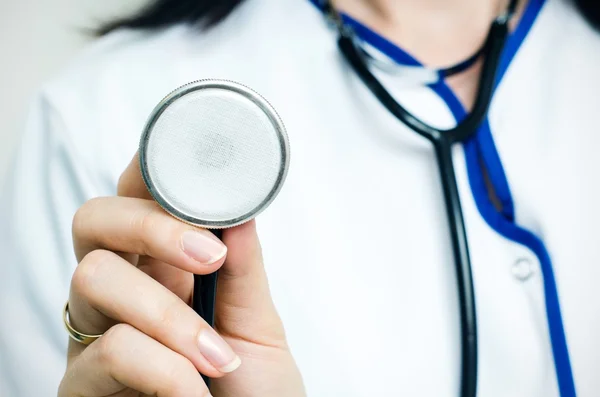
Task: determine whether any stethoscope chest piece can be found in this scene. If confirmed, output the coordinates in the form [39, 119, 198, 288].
[139, 79, 290, 228]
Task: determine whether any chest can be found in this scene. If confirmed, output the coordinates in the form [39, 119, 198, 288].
[243, 64, 570, 395]
[96, 3, 599, 393]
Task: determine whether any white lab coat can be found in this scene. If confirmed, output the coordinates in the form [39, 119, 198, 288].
[1, 0, 599, 395]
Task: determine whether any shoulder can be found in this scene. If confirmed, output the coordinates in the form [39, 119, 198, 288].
[36, 26, 196, 179]
[541, 0, 600, 73]
[41, 0, 322, 110]
[36, 0, 323, 179]
[38, 0, 324, 123]
[543, 0, 600, 123]
[517, 0, 600, 119]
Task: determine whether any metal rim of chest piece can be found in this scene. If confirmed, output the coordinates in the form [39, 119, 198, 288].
[139, 79, 290, 229]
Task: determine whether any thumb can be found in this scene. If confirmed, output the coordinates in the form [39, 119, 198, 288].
[216, 220, 287, 348]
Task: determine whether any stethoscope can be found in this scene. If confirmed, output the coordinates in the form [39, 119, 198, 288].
[139, 0, 524, 393]
[319, 1, 518, 396]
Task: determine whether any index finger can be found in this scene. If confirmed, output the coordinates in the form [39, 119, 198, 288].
[118, 152, 152, 199]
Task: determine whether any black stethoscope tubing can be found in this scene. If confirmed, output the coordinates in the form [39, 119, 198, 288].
[195, 1, 517, 393]
[322, 1, 517, 396]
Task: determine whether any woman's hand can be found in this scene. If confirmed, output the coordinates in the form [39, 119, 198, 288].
[58, 154, 306, 397]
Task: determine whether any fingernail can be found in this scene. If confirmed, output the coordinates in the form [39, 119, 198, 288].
[197, 329, 242, 373]
[181, 231, 226, 264]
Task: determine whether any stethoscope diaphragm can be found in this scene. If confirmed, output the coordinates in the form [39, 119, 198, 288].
[139, 79, 289, 228]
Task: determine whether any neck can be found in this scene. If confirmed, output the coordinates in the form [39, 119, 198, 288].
[331, 0, 526, 109]
[336, 0, 507, 22]
[332, 0, 516, 66]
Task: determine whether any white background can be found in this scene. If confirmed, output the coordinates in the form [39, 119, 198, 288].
[0, 0, 146, 187]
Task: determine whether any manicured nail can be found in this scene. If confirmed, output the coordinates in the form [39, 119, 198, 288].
[197, 329, 242, 373]
[181, 231, 226, 264]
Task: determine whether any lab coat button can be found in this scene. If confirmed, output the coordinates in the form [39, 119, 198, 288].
[511, 257, 534, 281]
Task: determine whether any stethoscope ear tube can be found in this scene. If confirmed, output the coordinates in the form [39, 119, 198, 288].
[453, 21, 509, 142]
[335, 9, 512, 397]
[337, 21, 509, 144]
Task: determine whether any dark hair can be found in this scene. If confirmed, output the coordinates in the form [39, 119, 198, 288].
[574, 0, 600, 31]
[97, 0, 246, 35]
[98, 0, 599, 35]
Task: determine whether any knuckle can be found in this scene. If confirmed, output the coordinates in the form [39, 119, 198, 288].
[163, 357, 206, 396]
[130, 204, 163, 255]
[170, 356, 197, 381]
[71, 249, 116, 296]
[57, 380, 67, 397]
[96, 323, 134, 367]
[72, 197, 105, 237]
[57, 376, 74, 397]
[134, 204, 159, 233]
[154, 297, 187, 339]
[57, 370, 73, 397]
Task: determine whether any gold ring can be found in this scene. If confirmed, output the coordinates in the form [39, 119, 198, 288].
[62, 301, 103, 345]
